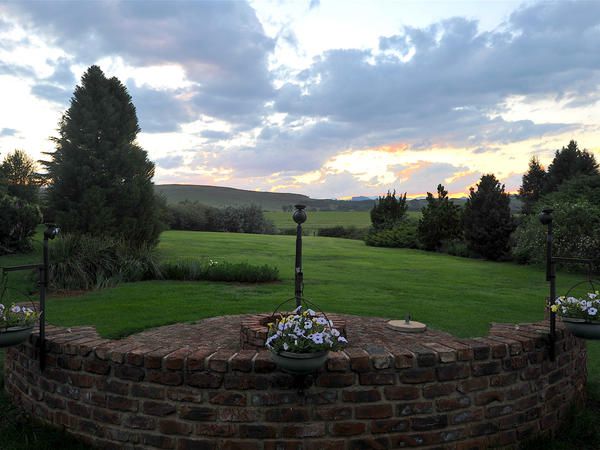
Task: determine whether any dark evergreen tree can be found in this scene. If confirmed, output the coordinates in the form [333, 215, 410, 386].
[417, 184, 462, 250]
[463, 174, 515, 260]
[1, 149, 41, 203]
[370, 190, 407, 230]
[518, 157, 546, 215]
[44, 65, 164, 246]
[545, 140, 598, 193]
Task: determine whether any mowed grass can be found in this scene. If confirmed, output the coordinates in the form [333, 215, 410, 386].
[265, 210, 420, 232]
[37, 231, 599, 382]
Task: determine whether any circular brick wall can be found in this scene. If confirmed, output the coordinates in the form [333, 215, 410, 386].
[3, 314, 586, 450]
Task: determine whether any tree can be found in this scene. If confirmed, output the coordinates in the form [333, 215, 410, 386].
[518, 157, 546, 215]
[43, 65, 164, 246]
[545, 140, 598, 193]
[0, 149, 41, 203]
[463, 174, 515, 260]
[0, 194, 42, 255]
[370, 190, 407, 230]
[417, 184, 462, 250]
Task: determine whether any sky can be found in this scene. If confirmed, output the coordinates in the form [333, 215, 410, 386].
[0, 0, 599, 199]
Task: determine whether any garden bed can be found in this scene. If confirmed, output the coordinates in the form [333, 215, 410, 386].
[3, 315, 586, 449]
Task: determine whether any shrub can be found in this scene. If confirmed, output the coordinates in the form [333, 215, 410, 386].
[160, 259, 279, 283]
[440, 239, 471, 258]
[417, 184, 462, 250]
[513, 200, 600, 272]
[167, 201, 215, 231]
[365, 220, 419, 248]
[463, 174, 515, 260]
[279, 227, 313, 236]
[168, 203, 275, 234]
[370, 190, 408, 231]
[48, 234, 161, 291]
[317, 226, 368, 240]
[0, 194, 42, 255]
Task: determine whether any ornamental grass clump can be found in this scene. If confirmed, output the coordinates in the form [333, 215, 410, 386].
[266, 306, 348, 353]
[0, 304, 39, 330]
[553, 292, 600, 321]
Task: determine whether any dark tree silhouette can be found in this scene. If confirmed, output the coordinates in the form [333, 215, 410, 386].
[463, 174, 515, 260]
[44, 65, 164, 246]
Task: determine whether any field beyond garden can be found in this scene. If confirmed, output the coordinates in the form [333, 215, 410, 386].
[2, 230, 600, 449]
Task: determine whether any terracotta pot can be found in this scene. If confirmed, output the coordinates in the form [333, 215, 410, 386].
[0, 326, 34, 348]
[270, 350, 329, 375]
[562, 317, 600, 340]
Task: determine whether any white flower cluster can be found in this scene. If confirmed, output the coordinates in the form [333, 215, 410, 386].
[0, 303, 38, 330]
[266, 306, 348, 353]
[553, 292, 600, 321]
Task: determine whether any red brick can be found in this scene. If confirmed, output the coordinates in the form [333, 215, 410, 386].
[331, 422, 366, 436]
[355, 404, 393, 419]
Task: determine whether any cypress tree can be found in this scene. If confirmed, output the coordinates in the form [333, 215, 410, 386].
[545, 140, 598, 193]
[518, 157, 546, 215]
[417, 184, 462, 250]
[463, 174, 515, 260]
[370, 190, 407, 230]
[44, 65, 164, 246]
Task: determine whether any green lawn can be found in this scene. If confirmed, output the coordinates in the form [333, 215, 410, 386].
[1, 230, 600, 448]
[265, 210, 421, 232]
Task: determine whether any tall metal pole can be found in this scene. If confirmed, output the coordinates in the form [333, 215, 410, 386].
[40, 233, 48, 371]
[293, 205, 307, 309]
[540, 209, 556, 361]
[40, 224, 59, 371]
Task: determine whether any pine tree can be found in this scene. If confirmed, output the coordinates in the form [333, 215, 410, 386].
[370, 190, 407, 230]
[545, 140, 599, 193]
[518, 157, 546, 215]
[463, 174, 515, 260]
[1, 149, 41, 203]
[417, 184, 462, 250]
[44, 65, 164, 246]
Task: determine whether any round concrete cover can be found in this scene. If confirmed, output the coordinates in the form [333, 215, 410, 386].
[387, 320, 427, 333]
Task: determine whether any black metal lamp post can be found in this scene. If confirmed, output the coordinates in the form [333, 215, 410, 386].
[293, 205, 307, 309]
[539, 209, 556, 360]
[40, 224, 59, 370]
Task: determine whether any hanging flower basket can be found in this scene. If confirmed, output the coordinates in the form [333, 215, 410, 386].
[266, 305, 347, 375]
[0, 325, 34, 348]
[553, 291, 600, 340]
[270, 350, 329, 375]
[561, 317, 600, 340]
[0, 303, 39, 348]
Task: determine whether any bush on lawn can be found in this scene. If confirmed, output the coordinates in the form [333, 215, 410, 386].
[365, 219, 419, 248]
[160, 259, 279, 283]
[0, 194, 42, 255]
[48, 234, 161, 290]
[317, 226, 368, 240]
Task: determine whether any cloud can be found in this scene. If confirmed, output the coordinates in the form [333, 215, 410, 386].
[30, 83, 70, 104]
[200, 130, 233, 141]
[261, 1, 599, 173]
[4, 0, 275, 125]
[309, 0, 320, 10]
[127, 84, 196, 133]
[155, 154, 184, 170]
[0, 128, 17, 137]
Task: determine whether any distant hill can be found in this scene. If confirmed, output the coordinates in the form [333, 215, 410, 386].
[155, 184, 522, 213]
[155, 184, 376, 211]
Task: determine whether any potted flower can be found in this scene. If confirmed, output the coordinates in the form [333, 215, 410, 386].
[0, 303, 39, 348]
[266, 306, 348, 375]
[553, 291, 600, 339]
